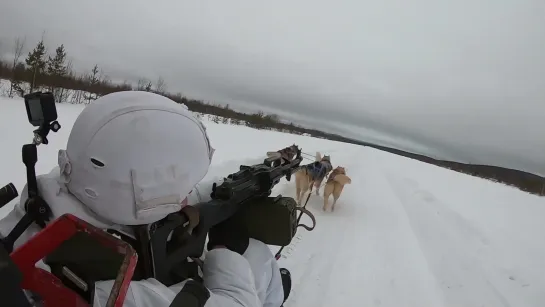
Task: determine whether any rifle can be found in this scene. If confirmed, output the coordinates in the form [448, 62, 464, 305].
[137, 148, 316, 286]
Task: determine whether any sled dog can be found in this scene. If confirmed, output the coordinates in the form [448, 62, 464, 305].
[323, 166, 351, 212]
[294, 152, 332, 205]
[266, 144, 299, 164]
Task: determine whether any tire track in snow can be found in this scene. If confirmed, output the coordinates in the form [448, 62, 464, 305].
[274, 149, 446, 307]
[381, 171, 519, 307]
[243, 149, 541, 306]
[269, 150, 369, 307]
[354, 158, 446, 307]
[273, 181, 348, 307]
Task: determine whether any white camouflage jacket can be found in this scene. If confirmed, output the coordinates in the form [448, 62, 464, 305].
[0, 167, 284, 307]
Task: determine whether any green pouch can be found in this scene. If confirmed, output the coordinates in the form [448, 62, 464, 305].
[240, 196, 316, 246]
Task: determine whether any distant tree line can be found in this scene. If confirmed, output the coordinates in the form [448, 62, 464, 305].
[0, 37, 543, 196]
[0, 37, 356, 140]
[351, 139, 545, 197]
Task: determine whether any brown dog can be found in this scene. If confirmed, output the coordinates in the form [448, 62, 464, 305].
[294, 152, 332, 205]
[323, 166, 351, 212]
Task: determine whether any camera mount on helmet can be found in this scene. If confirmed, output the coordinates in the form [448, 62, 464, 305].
[24, 91, 61, 145]
[0, 92, 60, 253]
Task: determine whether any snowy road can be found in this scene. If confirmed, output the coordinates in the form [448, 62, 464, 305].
[275, 147, 544, 307]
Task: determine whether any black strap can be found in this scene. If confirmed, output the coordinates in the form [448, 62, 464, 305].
[0, 244, 32, 307]
[280, 268, 291, 303]
[169, 280, 210, 307]
[295, 207, 316, 231]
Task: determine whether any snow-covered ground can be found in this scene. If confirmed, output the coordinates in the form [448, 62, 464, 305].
[0, 96, 544, 307]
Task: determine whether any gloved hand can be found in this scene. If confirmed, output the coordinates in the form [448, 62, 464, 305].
[207, 215, 249, 255]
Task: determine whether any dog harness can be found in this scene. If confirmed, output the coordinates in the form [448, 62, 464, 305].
[306, 161, 332, 181]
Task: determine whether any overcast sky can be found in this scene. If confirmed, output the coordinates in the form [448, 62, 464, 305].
[1, 0, 544, 175]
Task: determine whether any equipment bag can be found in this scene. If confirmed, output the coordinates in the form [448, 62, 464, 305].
[240, 196, 316, 247]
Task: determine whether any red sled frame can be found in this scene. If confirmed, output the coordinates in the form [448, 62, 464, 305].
[10, 214, 138, 307]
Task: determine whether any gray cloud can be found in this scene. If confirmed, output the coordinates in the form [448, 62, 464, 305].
[1, 0, 544, 175]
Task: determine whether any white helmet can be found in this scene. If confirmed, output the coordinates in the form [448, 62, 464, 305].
[57, 91, 214, 225]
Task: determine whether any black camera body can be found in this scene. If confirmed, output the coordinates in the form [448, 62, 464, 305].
[23, 92, 61, 145]
[24, 92, 58, 127]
